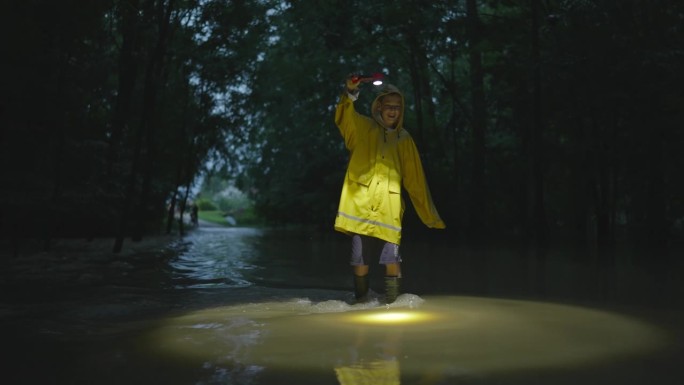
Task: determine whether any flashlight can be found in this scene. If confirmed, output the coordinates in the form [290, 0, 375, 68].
[350, 72, 384, 86]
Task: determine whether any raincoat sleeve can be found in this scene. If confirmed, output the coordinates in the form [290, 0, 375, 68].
[334, 92, 366, 150]
[400, 138, 446, 229]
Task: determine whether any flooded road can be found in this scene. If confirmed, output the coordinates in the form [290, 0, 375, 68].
[1, 226, 683, 384]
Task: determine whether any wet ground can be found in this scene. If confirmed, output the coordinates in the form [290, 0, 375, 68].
[1, 226, 683, 384]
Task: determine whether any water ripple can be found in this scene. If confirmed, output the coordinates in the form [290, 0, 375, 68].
[169, 227, 265, 289]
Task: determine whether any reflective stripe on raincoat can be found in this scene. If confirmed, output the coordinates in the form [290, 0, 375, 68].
[333, 85, 445, 245]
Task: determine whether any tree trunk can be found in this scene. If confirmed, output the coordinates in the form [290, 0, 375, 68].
[641, 117, 668, 301]
[430, 52, 467, 225]
[406, 38, 425, 149]
[113, 0, 168, 252]
[466, 0, 487, 242]
[107, 0, 142, 177]
[166, 187, 179, 235]
[525, 0, 547, 295]
[178, 180, 192, 236]
[132, 0, 175, 241]
[591, 114, 616, 300]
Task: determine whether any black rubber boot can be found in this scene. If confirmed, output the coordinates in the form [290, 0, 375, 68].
[354, 274, 369, 302]
[384, 276, 401, 304]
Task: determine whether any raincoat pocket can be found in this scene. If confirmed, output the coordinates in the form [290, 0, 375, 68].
[348, 167, 373, 187]
[388, 170, 401, 193]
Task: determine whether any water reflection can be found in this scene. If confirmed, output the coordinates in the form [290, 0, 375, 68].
[92, 226, 684, 384]
[3, 226, 680, 385]
[169, 227, 264, 289]
[334, 326, 402, 385]
[144, 294, 667, 384]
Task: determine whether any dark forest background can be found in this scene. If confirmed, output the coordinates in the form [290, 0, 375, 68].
[1, 0, 683, 280]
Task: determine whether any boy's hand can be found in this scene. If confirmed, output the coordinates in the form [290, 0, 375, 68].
[346, 75, 360, 91]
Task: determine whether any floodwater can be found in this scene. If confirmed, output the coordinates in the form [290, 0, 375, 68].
[1, 226, 683, 384]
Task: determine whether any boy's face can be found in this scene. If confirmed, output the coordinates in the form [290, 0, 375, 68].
[380, 94, 402, 128]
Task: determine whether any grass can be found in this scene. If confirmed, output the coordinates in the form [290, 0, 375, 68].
[197, 210, 230, 226]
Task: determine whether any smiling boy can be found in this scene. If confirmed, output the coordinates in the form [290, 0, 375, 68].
[333, 77, 445, 304]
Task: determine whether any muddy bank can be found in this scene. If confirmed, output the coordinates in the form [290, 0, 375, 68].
[0, 234, 193, 338]
[0, 235, 187, 290]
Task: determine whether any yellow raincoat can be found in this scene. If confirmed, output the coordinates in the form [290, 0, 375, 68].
[334, 85, 445, 245]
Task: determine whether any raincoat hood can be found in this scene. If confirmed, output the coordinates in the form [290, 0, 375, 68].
[371, 84, 405, 130]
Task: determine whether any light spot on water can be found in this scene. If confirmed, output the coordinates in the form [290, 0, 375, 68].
[143, 295, 668, 380]
[348, 311, 435, 324]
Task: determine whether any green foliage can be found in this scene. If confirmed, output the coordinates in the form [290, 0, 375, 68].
[2, 0, 272, 241]
[196, 199, 217, 211]
[195, 173, 260, 225]
[232, 206, 262, 227]
[214, 195, 247, 213]
[2, 0, 683, 249]
[236, 0, 684, 245]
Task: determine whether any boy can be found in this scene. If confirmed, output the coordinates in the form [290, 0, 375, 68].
[334, 76, 445, 304]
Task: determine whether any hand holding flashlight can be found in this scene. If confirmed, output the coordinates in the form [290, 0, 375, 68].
[349, 72, 384, 86]
[346, 72, 384, 92]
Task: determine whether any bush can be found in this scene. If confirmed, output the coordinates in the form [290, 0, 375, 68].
[236, 206, 262, 226]
[196, 198, 217, 211]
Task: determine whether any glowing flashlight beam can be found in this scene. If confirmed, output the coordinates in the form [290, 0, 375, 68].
[347, 311, 436, 325]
